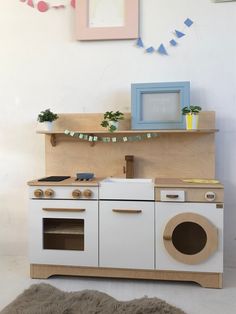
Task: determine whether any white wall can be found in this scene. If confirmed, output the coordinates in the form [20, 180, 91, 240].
[0, 0, 235, 267]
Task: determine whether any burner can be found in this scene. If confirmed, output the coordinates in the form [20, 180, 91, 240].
[38, 176, 71, 182]
[75, 178, 92, 182]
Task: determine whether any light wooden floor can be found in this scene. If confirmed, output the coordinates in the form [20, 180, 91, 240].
[0, 256, 236, 314]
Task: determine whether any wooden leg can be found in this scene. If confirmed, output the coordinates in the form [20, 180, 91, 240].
[30, 264, 54, 279]
[195, 273, 222, 289]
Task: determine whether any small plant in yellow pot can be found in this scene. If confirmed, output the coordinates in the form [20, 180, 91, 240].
[182, 105, 202, 130]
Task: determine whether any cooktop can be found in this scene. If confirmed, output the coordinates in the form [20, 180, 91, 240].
[38, 176, 71, 182]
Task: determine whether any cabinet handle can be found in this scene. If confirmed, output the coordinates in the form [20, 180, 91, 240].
[112, 209, 142, 214]
[166, 194, 179, 199]
[43, 208, 86, 212]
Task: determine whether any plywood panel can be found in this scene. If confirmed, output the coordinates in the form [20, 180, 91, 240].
[44, 112, 216, 179]
[53, 113, 131, 131]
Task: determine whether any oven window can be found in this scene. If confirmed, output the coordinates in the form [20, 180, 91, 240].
[43, 218, 84, 251]
[172, 222, 207, 255]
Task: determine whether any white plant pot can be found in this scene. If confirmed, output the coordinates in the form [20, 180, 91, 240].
[38, 121, 53, 132]
[191, 114, 199, 130]
[108, 121, 119, 131]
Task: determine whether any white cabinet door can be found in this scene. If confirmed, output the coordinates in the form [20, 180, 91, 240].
[99, 201, 154, 269]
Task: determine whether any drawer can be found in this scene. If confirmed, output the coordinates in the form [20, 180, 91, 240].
[156, 188, 224, 203]
[160, 190, 185, 202]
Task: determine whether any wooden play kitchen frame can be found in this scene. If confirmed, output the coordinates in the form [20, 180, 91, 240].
[30, 111, 224, 288]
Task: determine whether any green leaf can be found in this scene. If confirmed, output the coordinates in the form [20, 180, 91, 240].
[101, 121, 109, 127]
[109, 125, 117, 132]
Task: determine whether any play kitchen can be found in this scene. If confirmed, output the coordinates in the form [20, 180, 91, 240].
[28, 111, 224, 288]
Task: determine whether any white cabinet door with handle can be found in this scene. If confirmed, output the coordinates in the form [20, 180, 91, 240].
[99, 201, 154, 269]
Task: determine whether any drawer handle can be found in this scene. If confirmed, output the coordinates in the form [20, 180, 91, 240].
[43, 208, 86, 212]
[112, 209, 142, 214]
[163, 235, 172, 241]
[166, 194, 179, 199]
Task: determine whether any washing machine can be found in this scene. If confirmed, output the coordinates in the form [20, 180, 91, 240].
[155, 200, 223, 273]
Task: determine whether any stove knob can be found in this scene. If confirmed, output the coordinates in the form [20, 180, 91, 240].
[34, 189, 43, 198]
[45, 189, 54, 198]
[72, 189, 81, 198]
[205, 191, 216, 202]
[83, 189, 93, 198]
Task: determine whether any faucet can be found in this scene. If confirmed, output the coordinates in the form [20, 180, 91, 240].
[124, 155, 134, 178]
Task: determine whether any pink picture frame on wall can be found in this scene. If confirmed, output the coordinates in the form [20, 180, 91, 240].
[76, 0, 139, 40]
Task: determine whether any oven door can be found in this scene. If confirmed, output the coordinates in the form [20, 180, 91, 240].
[29, 200, 98, 267]
[163, 212, 218, 265]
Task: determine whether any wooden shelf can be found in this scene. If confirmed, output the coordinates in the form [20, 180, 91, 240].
[37, 129, 219, 147]
[44, 223, 84, 235]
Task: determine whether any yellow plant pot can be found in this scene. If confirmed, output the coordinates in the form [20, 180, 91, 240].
[185, 114, 199, 130]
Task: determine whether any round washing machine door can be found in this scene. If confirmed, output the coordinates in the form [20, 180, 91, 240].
[163, 212, 218, 265]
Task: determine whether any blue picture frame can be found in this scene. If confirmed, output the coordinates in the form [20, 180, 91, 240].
[131, 81, 190, 130]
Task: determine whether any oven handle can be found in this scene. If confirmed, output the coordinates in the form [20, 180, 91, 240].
[42, 208, 86, 212]
[112, 209, 142, 214]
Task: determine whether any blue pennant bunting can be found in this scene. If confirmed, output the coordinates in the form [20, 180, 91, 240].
[146, 46, 154, 53]
[184, 18, 193, 27]
[157, 44, 168, 55]
[170, 39, 178, 46]
[175, 30, 185, 38]
[137, 38, 144, 48]
[135, 17, 194, 57]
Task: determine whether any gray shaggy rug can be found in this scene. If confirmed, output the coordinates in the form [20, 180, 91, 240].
[0, 283, 186, 314]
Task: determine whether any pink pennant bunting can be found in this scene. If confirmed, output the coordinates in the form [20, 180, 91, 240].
[71, 0, 76, 8]
[37, 1, 49, 12]
[27, 0, 34, 7]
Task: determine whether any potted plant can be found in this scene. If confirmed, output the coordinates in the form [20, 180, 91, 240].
[37, 109, 58, 132]
[182, 105, 202, 130]
[100, 111, 124, 132]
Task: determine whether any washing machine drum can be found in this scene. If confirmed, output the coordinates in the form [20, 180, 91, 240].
[163, 212, 218, 265]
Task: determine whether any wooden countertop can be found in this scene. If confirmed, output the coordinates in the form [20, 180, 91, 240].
[27, 177, 100, 187]
[28, 177, 223, 189]
[154, 178, 224, 189]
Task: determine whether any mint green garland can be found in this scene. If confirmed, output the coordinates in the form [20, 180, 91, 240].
[64, 130, 159, 143]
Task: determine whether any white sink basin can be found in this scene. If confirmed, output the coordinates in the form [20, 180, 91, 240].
[101, 178, 153, 184]
[99, 177, 154, 200]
